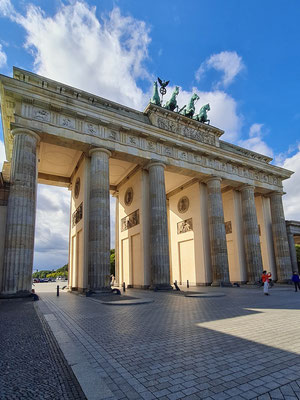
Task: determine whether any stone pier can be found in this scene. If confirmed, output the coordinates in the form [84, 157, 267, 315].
[206, 177, 230, 285]
[1, 129, 39, 297]
[88, 148, 111, 291]
[148, 161, 172, 289]
[240, 185, 263, 283]
[270, 192, 292, 282]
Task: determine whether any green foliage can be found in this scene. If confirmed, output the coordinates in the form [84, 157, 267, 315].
[110, 249, 115, 275]
[33, 264, 68, 279]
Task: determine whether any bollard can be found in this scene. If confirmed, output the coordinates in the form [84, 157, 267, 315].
[122, 282, 126, 292]
[57, 285, 59, 296]
[187, 280, 189, 288]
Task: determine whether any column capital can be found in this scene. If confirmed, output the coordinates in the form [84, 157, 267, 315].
[205, 175, 222, 185]
[11, 128, 40, 143]
[147, 160, 166, 170]
[239, 184, 255, 193]
[89, 148, 111, 158]
[269, 190, 285, 198]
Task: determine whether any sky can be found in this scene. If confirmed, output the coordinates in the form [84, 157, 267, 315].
[0, 0, 299, 269]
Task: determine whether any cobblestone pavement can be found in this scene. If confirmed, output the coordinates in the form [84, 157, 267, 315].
[37, 286, 300, 399]
[0, 298, 86, 400]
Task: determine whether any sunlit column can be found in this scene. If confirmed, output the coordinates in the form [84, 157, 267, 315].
[88, 148, 111, 291]
[1, 128, 40, 297]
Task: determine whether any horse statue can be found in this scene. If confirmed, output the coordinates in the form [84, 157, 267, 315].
[163, 86, 179, 112]
[193, 103, 210, 124]
[179, 93, 199, 118]
[150, 81, 161, 106]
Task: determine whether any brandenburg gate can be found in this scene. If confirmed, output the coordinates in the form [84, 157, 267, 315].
[0, 68, 294, 297]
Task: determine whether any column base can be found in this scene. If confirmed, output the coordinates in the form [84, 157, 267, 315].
[276, 279, 289, 284]
[211, 281, 232, 287]
[0, 290, 32, 299]
[150, 284, 173, 291]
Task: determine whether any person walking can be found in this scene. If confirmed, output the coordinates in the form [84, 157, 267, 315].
[262, 270, 272, 296]
[291, 271, 300, 292]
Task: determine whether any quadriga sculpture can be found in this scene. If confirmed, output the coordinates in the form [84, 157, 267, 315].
[163, 86, 179, 112]
[193, 103, 210, 124]
[150, 81, 161, 106]
[179, 93, 199, 118]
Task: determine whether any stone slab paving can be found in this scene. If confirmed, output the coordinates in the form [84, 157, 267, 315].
[0, 298, 86, 400]
[34, 285, 300, 400]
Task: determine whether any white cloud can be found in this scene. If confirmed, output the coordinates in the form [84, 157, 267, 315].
[280, 145, 300, 220]
[0, 43, 7, 68]
[238, 123, 274, 158]
[0, 140, 5, 171]
[7, 2, 151, 110]
[196, 51, 245, 88]
[170, 87, 242, 141]
[0, 0, 14, 17]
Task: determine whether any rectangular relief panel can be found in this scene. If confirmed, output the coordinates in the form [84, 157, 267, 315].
[131, 233, 141, 287]
[121, 238, 130, 286]
[179, 239, 196, 286]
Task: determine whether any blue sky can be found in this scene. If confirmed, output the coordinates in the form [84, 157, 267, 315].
[0, 0, 300, 268]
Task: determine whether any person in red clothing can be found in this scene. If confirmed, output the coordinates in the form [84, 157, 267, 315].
[261, 270, 272, 295]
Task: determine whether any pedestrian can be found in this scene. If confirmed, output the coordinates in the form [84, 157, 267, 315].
[262, 270, 272, 295]
[110, 274, 115, 286]
[291, 271, 300, 292]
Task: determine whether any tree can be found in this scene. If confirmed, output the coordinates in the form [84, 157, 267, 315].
[110, 249, 115, 275]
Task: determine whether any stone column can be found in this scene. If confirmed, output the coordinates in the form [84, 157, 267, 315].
[287, 232, 298, 272]
[1, 128, 40, 297]
[88, 148, 111, 291]
[206, 177, 230, 285]
[240, 185, 263, 283]
[113, 191, 120, 286]
[270, 192, 292, 282]
[148, 161, 172, 289]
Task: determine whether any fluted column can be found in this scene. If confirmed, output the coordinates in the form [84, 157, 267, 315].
[114, 191, 120, 286]
[206, 177, 230, 285]
[1, 128, 40, 297]
[88, 148, 111, 291]
[240, 185, 263, 283]
[287, 232, 298, 272]
[270, 192, 292, 282]
[148, 161, 171, 289]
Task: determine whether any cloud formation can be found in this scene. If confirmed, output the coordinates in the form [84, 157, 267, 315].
[238, 123, 274, 158]
[0, 44, 7, 68]
[196, 51, 245, 88]
[2, 1, 151, 109]
[281, 146, 300, 220]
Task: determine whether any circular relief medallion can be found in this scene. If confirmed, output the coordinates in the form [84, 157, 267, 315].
[124, 187, 133, 206]
[74, 177, 80, 199]
[178, 196, 189, 213]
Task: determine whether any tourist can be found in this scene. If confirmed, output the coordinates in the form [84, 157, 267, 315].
[291, 271, 300, 292]
[261, 270, 272, 295]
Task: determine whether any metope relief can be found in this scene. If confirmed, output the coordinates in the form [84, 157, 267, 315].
[85, 122, 98, 135]
[121, 209, 139, 232]
[72, 203, 83, 227]
[177, 218, 193, 234]
[60, 115, 75, 129]
[33, 108, 50, 122]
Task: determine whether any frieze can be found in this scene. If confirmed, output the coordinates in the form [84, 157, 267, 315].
[156, 115, 216, 147]
[21, 103, 283, 189]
